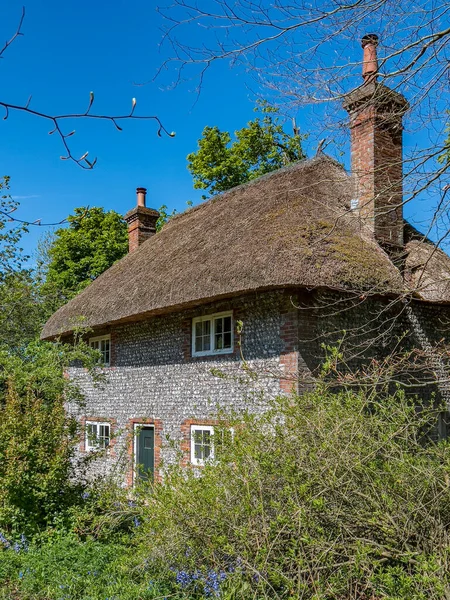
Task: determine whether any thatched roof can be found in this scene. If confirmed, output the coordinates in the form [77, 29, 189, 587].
[41, 156, 448, 340]
[404, 224, 450, 303]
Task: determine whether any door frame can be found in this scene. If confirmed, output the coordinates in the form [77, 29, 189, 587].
[133, 423, 155, 485]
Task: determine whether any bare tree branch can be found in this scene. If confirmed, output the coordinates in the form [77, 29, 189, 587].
[1, 8, 175, 169]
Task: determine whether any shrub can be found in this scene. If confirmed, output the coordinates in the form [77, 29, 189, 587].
[135, 389, 450, 599]
[0, 339, 100, 535]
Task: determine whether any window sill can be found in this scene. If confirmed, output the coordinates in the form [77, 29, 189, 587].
[192, 348, 234, 358]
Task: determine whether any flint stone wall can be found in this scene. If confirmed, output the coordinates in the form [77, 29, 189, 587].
[69, 288, 450, 484]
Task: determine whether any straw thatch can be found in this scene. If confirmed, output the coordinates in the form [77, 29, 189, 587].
[404, 224, 450, 303]
[41, 156, 448, 340]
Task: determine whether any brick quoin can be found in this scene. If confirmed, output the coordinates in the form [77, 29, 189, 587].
[280, 302, 299, 394]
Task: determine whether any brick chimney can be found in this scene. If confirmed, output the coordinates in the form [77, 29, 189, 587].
[124, 187, 159, 252]
[343, 34, 409, 250]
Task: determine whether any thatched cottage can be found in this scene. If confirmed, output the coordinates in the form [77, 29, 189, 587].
[42, 35, 450, 484]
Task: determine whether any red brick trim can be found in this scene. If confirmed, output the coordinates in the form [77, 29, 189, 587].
[126, 417, 163, 486]
[180, 418, 219, 467]
[280, 307, 299, 394]
[79, 416, 118, 456]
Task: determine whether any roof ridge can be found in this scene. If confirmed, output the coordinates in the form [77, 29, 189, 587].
[167, 154, 345, 226]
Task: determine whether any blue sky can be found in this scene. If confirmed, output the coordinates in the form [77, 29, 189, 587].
[0, 0, 441, 259]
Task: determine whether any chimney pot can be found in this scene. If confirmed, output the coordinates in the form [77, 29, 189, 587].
[361, 33, 379, 83]
[136, 187, 147, 207]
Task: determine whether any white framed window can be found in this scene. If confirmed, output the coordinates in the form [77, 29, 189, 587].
[89, 335, 111, 366]
[190, 425, 214, 466]
[85, 421, 111, 451]
[192, 312, 233, 357]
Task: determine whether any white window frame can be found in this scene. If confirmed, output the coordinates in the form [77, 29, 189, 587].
[89, 334, 111, 366]
[190, 425, 215, 466]
[85, 421, 111, 452]
[191, 311, 233, 357]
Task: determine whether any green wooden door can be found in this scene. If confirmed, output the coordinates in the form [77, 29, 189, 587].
[136, 426, 155, 482]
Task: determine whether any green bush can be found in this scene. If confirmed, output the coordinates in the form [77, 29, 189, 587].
[0, 339, 101, 535]
[134, 389, 450, 599]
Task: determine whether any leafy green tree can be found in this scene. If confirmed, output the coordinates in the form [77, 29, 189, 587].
[0, 338, 100, 535]
[0, 271, 45, 350]
[187, 103, 306, 196]
[42, 207, 128, 305]
[0, 176, 28, 276]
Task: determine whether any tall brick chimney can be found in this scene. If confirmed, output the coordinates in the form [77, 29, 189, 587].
[124, 187, 159, 252]
[343, 34, 409, 250]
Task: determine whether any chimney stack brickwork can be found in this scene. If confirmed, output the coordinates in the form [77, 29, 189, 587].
[124, 188, 160, 252]
[344, 35, 408, 250]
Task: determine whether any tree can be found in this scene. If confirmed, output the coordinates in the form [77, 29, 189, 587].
[42, 207, 128, 306]
[0, 271, 45, 350]
[158, 0, 449, 240]
[187, 103, 306, 196]
[0, 338, 101, 534]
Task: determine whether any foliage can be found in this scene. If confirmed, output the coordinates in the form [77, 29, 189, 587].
[41, 207, 128, 305]
[156, 201, 193, 232]
[438, 112, 450, 166]
[187, 103, 306, 196]
[131, 388, 450, 599]
[0, 176, 28, 276]
[0, 271, 46, 350]
[0, 534, 173, 600]
[0, 339, 100, 535]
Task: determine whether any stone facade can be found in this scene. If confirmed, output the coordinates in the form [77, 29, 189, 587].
[71, 291, 290, 484]
[70, 287, 450, 485]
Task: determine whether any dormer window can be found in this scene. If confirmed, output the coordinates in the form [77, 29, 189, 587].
[192, 312, 233, 357]
[89, 335, 111, 366]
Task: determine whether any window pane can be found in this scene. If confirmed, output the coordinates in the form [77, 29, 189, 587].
[195, 337, 203, 353]
[215, 334, 223, 350]
[223, 316, 232, 333]
[194, 444, 202, 459]
[195, 322, 203, 337]
[224, 332, 232, 349]
[215, 317, 223, 334]
[203, 320, 211, 336]
[203, 336, 211, 351]
[203, 445, 211, 459]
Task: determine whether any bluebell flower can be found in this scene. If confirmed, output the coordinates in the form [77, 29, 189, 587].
[82, 491, 90, 500]
[204, 570, 222, 597]
[133, 516, 141, 527]
[18, 571, 24, 579]
[20, 533, 28, 551]
[13, 542, 21, 553]
[176, 570, 192, 587]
